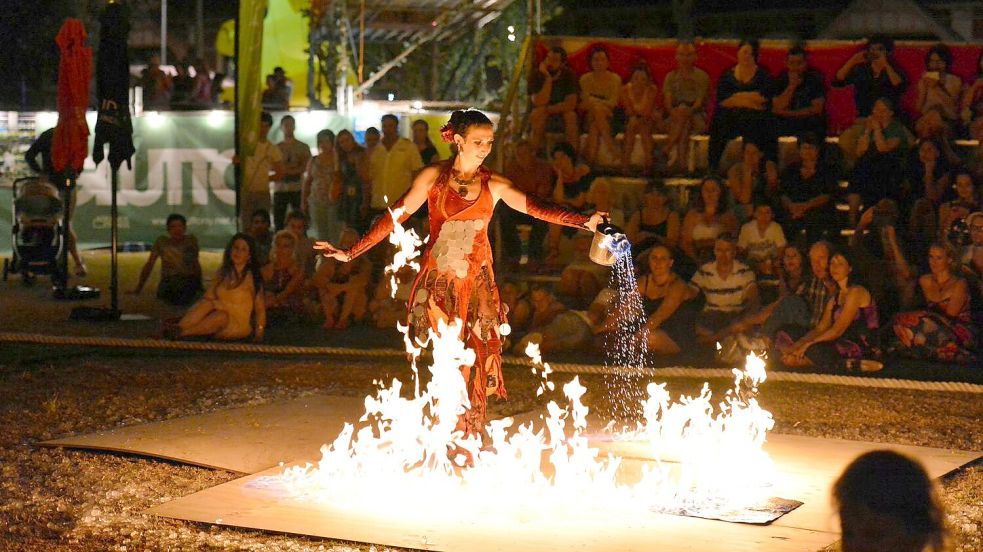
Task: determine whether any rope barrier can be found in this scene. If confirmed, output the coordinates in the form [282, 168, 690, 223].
[2, 331, 981, 394]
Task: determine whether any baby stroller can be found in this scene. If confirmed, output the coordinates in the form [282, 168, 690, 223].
[2, 176, 65, 285]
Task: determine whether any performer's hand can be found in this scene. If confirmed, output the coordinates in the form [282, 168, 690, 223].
[585, 211, 608, 233]
[314, 241, 349, 262]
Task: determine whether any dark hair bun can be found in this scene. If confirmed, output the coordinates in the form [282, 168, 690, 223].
[441, 108, 493, 142]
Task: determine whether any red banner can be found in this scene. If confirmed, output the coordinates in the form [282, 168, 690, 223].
[534, 38, 983, 134]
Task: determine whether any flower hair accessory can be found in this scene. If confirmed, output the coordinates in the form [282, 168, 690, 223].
[439, 123, 456, 144]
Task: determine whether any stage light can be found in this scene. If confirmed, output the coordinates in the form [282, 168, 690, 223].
[206, 110, 225, 128]
[507, 25, 515, 33]
[508, 34, 516, 42]
[411, 100, 423, 111]
[146, 111, 165, 129]
[387, 93, 395, 102]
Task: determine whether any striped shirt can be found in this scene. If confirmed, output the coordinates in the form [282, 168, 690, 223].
[690, 261, 756, 313]
[800, 275, 833, 327]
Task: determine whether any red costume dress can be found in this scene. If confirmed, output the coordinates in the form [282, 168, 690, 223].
[347, 161, 590, 434]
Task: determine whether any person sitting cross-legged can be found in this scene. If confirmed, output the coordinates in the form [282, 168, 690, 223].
[689, 234, 759, 345]
[261, 230, 306, 322]
[132, 213, 202, 306]
[312, 229, 372, 330]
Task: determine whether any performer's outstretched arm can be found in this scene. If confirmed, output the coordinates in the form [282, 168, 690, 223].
[490, 173, 604, 232]
[316, 165, 439, 262]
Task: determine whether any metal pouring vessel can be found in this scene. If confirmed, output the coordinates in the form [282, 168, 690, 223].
[588, 218, 630, 266]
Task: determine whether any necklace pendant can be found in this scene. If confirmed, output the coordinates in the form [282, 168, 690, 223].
[458, 185, 469, 196]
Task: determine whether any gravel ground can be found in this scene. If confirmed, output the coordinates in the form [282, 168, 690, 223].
[0, 347, 980, 551]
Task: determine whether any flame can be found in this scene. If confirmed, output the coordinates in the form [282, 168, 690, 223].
[278, 212, 778, 521]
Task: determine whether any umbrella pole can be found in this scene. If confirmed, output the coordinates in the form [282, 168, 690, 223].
[57, 171, 74, 290]
[110, 166, 119, 313]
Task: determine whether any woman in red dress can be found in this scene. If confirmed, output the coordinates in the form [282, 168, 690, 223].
[316, 109, 605, 436]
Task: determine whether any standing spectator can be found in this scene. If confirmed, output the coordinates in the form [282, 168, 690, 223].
[738, 203, 786, 272]
[367, 114, 423, 222]
[960, 51, 983, 140]
[502, 139, 553, 264]
[411, 119, 440, 165]
[546, 142, 592, 263]
[247, 208, 272, 266]
[170, 62, 194, 110]
[848, 98, 910, 226]
[302, 129, 341, 241]
[771, 45, 827, 139]
[690, 235, 759, 344]
[892, 243, 976, 363]
[24, 127, 86, 276]
[833, 451, 946, 552]
[625, 181, 680, 256]
[776, 250, 881, 371]
[190, 59, 212, 108]
[708, 39, 775, 171]
[726, 140, 780, 221]
[140, 54, 172, 110]
[239, 112, 284, 230]
[284, 210, 317, 277]
[261, 230, 306, 321]
[779, 133, 836, 244]
[915, 44, 962, 139]
[131, 213, 202, 305]
[174, 234, 266, 342]
[579, 46, 622, 165]
[312, 229, 372, 330]
[663, 41, 709, 172]
[273, 115, 312, 230]
[680, 176, 739, 264]
[529, 46, 580, 154]
[363, 127, 380, 154]
[620, 64, 661, 173]
[335, 130, 370, 233]
[833, 37, 907, 166]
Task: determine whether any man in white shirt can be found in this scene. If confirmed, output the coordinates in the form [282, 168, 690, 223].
[367, 114, 423, 223]
[690, 235, 759, 343]
[738, 204, 787, 270]
[240, 112, 285, 230]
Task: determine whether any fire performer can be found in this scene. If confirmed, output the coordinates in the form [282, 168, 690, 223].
[316, 109, 605, 436]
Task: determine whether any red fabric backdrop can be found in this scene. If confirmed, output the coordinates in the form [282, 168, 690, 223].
[533, 38, 983, 134]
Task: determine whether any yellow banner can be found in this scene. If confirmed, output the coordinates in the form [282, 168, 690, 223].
[237, 0, 268, 157]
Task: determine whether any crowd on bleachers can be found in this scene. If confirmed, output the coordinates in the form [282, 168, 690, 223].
[108, 37, 983, 371]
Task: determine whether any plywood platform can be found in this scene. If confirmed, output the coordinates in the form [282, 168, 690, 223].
[40, 395, 367, 473]
[148, 433, 980, 552]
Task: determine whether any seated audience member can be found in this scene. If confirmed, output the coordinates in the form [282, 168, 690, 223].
[635, 245, 697, 355]
[892, 242, 976, 363]
[832, 36, 907, 166]
[937, 171, 981, 247]
[546, 142, 593, 263]
[726, 140, 779, 221]
[771, 45, 827, 139]
[284, 210, 317, 276]
[680, 177, 739, 264]
[529, 46, 579, 153]
[132, 213, 202, 305]
[779, 133, 836, 243]
[834, 450, 946, 552]
[727, 244, 810, 338]
[514, 286, 611, 355]
[621, 64, 661, 172]
[915, 44, 962, 139]
[502, 139, 553, 265]
[708, 39, 775, 171]
[587, 178, 624, 227]
[261, 230, 306, 320]
[690, 235, 759, 344]
[559, 232, 608, 304]
[738, 204, 786, 268]
[663, 40, 710, 173]
[175, 234, 265, 341]
[906, 139, 951, 254]
[498, 281, 532, 335]
[626, 181, 680, 257]
[312, 229, 372, 330]
[962, 211, 983, 280]
[775, 250, 881, 372]
[738, 204, 786, 302]
[247, 209, 273, 266]
[369, 265, 414, 330]
[961, 52, 983, 140]
[847, 97, 910, 226]
[853, 201, 919, 313]
[579, 46, 623, 165]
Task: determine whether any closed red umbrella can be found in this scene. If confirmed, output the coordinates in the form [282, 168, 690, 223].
[51, 18, 92, 175]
